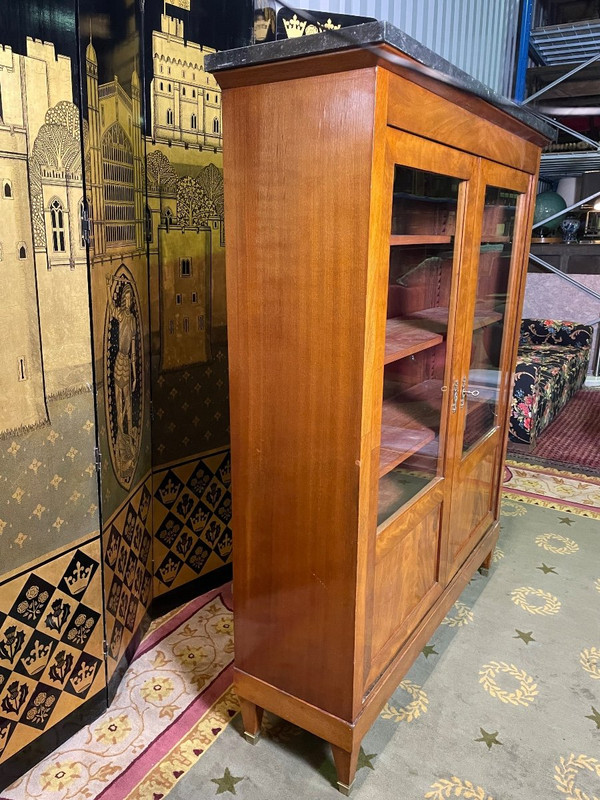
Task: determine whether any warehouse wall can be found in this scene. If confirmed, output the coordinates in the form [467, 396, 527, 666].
[300, 0, 521, 96]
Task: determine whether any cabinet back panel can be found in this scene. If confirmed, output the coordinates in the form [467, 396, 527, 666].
[223, 69, 379, 719]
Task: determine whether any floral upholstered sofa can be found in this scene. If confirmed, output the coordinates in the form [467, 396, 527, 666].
[509, 319, 592, 447]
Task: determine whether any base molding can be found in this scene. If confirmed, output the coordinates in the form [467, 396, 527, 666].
[235, 524, 498, 791]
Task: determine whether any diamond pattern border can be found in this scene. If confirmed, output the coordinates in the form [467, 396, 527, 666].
[102, 478, 153, 677]
[0, 539, 105, 765]
[153, 449, 232, 596]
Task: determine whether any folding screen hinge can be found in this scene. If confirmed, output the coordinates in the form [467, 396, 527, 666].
[81, 201, 91, 246]
[94, 446, 102, 472]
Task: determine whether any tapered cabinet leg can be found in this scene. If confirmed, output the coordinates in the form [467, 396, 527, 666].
[479, 546, 494, 575]
[239, 697, 264, 744]
[331, 742, 361, 795]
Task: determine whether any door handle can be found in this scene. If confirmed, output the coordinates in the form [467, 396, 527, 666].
[450, 379, 459, 414]
[461, 376, 480, 407]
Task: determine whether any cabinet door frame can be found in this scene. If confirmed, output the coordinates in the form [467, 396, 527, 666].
[361, 127, 480, 692]
[440, 159, 536, 583]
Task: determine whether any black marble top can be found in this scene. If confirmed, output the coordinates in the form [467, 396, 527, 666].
[205, 20, 555, 140]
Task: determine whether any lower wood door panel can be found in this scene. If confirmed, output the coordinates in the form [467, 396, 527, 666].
[445, 432, 498, 581]
[367, 500, 442, 688]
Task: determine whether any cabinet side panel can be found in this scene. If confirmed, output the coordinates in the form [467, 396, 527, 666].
[222, 69, 377, 720]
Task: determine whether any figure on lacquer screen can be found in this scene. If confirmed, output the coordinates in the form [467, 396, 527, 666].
[105, 268, 144, 489]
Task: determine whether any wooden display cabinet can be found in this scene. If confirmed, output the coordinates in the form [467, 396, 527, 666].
[207, 24, 550, 793]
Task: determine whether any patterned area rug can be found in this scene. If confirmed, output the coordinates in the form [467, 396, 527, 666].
[4, 469, 600, 800]
[1, 585, 238, 800]
[504, 461, 600, 518]
[165, 492, 600, 800]
[507, 387, 600, 476]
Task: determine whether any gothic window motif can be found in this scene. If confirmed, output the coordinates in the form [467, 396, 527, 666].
[164, 207, 173, 231]
[160, 81, 163, 90]
[176, 293, 182, 305]
[101, 123, 135, 246]
[180, 258, 191, 277]
[50, 199, 66, 252]
[18, 243, 26, 259]
[3, 180, 12, 198]
[168, 83, 172, 92]
[213, 117, 220, 134]
[192, 89, 196, 98]
[192, 291, 197, 303]
[183, 317, 189, 333]
[167, 108, 174, 125]
[215, 94, 218, 103]
[191, 114, 197, 130]
[206, 92, 209, 100]
[182, 86, 186, 96]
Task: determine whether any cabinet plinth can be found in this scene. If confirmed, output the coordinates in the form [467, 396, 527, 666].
[211, 26, 548, 793]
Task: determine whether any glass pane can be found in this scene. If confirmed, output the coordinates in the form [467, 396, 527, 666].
[378, 167, 462, 527]
[462, 185, 519, 453]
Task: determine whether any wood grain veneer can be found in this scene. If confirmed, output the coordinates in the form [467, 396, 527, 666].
[216, 43, 549, 793]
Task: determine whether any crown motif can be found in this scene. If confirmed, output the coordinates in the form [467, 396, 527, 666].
[220, 462, 231, 484]
[322, 18, 341, 30]
[283, 14, 307, 37]
[217, 532, 232, 558]
[70, 660, 97, 694]
[189, 506, 210, 533]
[65, 560, 92, 595]
[159, 478, 180, 505]
[22, 639, 52, 676]
[159, 557, 180, 585]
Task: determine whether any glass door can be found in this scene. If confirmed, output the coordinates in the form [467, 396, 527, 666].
[444, 160, 534, 580]
[364, 130, 481, 688]
[375, 131, 478, 533]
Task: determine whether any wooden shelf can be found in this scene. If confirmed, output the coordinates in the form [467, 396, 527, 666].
[390, 235, 452, 246]
[480, 234, 510, 243]
[384, 319, 443, 364]
[379, 379, 442, 477]
[404, 305, 502, 334]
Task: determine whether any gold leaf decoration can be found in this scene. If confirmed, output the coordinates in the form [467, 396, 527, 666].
[554, 753, 600, 799]
[380, 680, 428, 723]
[535, 533, 579, 555]
[580, 648, 600, 680]
[425, 776, 494, 799]
[478, 661, 538, 707]
[511, 586, 561, 615]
